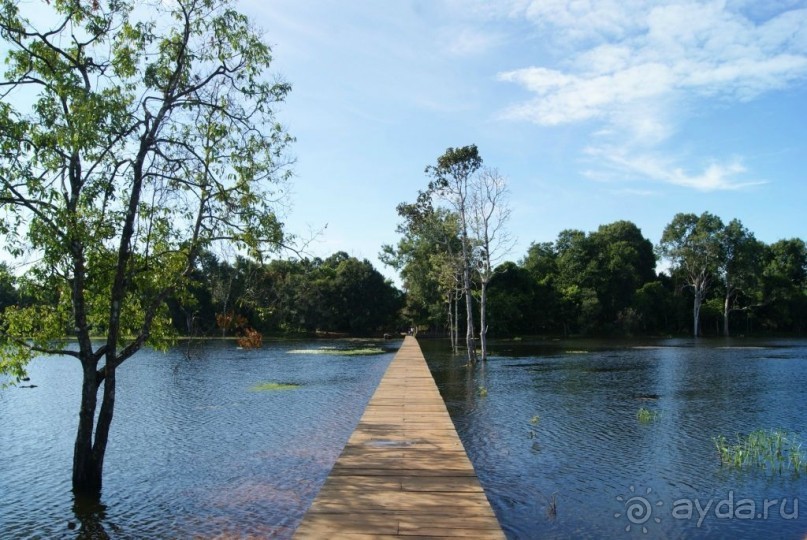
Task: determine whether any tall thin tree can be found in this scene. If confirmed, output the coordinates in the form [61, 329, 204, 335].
[469, 168, 513, 361]
[425, 146, 483, 362]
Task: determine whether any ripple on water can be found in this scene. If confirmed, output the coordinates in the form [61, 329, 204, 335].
[421, 338, 807, 540]
[0, 341, 395, 539]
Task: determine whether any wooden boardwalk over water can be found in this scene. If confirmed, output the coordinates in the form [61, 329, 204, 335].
[294, 336, 505, 539]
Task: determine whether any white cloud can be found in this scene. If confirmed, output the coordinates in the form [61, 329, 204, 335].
[495, 0, 807, 191]
[498, 62, 675, 125]
[586, 147, 768, 192]
[501, 3, 807, 124]
[522, 0, 648, 42]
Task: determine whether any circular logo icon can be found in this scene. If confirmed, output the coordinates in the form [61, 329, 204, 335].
[615, 485, 663, 533]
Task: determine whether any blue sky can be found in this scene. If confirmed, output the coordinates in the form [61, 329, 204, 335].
[244, 0, 807, 281]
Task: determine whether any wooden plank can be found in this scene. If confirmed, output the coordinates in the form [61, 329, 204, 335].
[294, 336, 504, 539]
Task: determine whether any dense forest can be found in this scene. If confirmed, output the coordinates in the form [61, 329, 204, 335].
[2, 212, 805, 341]
[0, 252, 403, 340]
[393, 212, 807, 338]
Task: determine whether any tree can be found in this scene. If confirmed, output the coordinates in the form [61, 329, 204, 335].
[469, 168, 513, 360]
[520, 242, 563, 334]
[0, 262, 16, 311]
[425, 145, 483, 362]
[319, 253, 403, 335]
[658, 212, 724, 337]
[717, 219, 762, 336]
[522, 242, 558, 280]
[758, 239, 807, 332]
[552, 229, 592, 334]
[487, 261, 547, 336]
[381, 203, 462, 340]
[587, 221, 657, 330]
[0, 0, 292, 498]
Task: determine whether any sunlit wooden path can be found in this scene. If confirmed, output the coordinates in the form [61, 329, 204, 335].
[294, 336, 505, 539]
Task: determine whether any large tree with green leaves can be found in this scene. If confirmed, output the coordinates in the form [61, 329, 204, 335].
[0, 0, 292, 497]
[381, 200, 462, 343]
[658, 212, 724, 337]
[718, 219, 762, 336]
[758, 238, 807, 332]
[588, 221, 657, 328]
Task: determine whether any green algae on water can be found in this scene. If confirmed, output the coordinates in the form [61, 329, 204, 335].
[250, 382, 300, 392]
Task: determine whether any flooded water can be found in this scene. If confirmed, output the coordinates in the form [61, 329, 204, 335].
[0, 339, 397, 539]
[421, 338, 807, 539]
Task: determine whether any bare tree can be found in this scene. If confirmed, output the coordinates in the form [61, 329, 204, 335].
[470, 168, 514, 360]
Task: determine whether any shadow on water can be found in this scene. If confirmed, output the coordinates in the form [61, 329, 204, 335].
[71, 496, 109, 540]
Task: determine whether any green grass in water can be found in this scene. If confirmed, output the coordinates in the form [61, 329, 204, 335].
[250, 382, 300, 392]
[288, 347, 386, 356]
[714, 429, 807, 474]
[637, 407, 660, 423]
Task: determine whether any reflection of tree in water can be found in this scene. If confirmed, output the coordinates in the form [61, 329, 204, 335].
[72, 496, 110, 540]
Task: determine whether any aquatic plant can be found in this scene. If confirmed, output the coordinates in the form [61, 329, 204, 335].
[713, 429, 807, 474]
[547, 493, 558, 519]
[250, 382, 300, 392]
[637, 407, 660, 423]
[528, 415, 540, 439]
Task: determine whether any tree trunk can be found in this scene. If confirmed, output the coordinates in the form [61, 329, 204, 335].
[452, 290, 459, 353]
[723, 290, 731, 337]
[446, 291, 456, 354]
[693, 288, 703, 337]
[72, 363, 102, 496]
[72, 361, 118, 498]
[479, 280, 488, 361]
[463, 264, 476, 362]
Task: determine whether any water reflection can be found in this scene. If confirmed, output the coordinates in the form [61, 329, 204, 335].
[72, 496, 109, 540]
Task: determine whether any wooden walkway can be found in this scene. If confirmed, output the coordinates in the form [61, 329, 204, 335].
[294, 336, 505, 539]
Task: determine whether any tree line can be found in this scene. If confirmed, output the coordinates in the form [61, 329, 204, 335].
[0, 250, 404, 340]
[382, 145, 807, 347]
[169, 251, 403, 337]
[389, 210, 807, 339]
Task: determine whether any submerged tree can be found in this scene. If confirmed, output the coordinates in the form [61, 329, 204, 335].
[0, 0, 293, 498]
[469, 168, 513, 360]
[425, 145, 482, 362]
